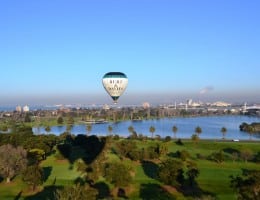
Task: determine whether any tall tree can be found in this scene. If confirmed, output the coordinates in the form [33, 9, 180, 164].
[128, 125, 137, 139]
[57, 116, 64, 124]
[128, 125, 134, 134]
[186, 161, 200, 187]
[0, 144, 27, 183]
[108, 125, 113, 136]
[221, 127, 227, 139]
[149, 126, 156, 139]
[22, 164, 44, 191]
[191, 134, 199, 144]
[66, 124, 73, 133]
[86, 124, 92, 136]
[247, 126, 255, 140]
[67, 116, 75, 125]
[172, 125, 178, 139]
[24, 113, 31, 123]
[45, 125, 51, 133]
[195, 126, 202, 137]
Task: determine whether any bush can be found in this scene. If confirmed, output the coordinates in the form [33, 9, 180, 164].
[208, 151, 225, 163]
[164, 136, 171, 142]
[175, 139, 183, 145]
[105, 161, 132, 187]
[128, 149, 142, 161]
[113, 135, 120, 140]
[178, 150, 190, 161]
[196, 153, 206, 160]
[254, 151, 260, 163]
[240, 148, 254, 162]
[57, 116, 64, 124]
[158, 158, 184, 186]
[28, 148, 46, 164]
[0, 125, 8, 132]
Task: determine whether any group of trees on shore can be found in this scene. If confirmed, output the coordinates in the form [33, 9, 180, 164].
[240, 122, 260, 134]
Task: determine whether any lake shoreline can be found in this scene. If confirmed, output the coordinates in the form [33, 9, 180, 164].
[33, 115, 260, 140]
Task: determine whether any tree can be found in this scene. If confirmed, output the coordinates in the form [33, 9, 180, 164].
[28, 148, 46, 164]
[247, 126, 255, 140]
[107, 125, 113, 136]
[209, 151, 225, 163]
[116, 140, 137, 159]
[22, 164, 44, 191]
[24, 113, 31, 123]
[0, 144, 27, 183]
[158, 143, 169, 157]
[158, 158, 184, 187]
[172, 125, 178, 139]
[191, 134, 199, 144]
[186, 161, 199, 187]
[67, 116, 75, 125]
[240, 149, 254, 162]
[57, 116, 64, 124]
[105, 161, 132, 187]
[165, 136, 171, 142]
[149, 126, 156, 139]
[128, 125, 137, 139]
[255, 152, 260, 163]
[86, 124, 92, 136]
[128, 125, 134, 134]
[178, 150, 190, 161]
[66, 124, 73, 133]
[195, 126, 202, 137]
[45, 125, 51, 133]
[231, 152, 239, 163]
[0, 124, 8, 132]
[230, 170, 260, 200]
[221, 127, 227, 139]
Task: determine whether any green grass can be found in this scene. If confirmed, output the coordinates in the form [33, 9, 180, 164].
[0, 178, 27, 200]
[40, 155, 82, 186]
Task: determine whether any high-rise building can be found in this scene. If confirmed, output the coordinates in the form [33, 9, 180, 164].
[16, 105, 22, 112]
[23, 105, 30, 112]
[142, 102, 150, 109]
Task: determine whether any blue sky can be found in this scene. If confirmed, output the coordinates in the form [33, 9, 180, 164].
[0, 0, 259, 105]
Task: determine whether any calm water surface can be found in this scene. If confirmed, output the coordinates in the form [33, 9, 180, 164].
[33, 115, 260, 140]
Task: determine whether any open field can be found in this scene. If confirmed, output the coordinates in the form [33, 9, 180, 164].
[0, 139, 259, 200]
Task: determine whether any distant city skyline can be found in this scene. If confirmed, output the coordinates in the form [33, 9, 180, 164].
[1, 1, 259, 106]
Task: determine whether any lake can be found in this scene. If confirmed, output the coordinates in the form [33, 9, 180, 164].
[33, 115, 260, 140]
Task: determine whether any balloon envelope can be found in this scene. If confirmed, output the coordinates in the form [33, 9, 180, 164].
[102, 72, 128, 103]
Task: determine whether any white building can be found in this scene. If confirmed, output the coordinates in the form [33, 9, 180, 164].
[142, 102, 150, 109]
[187, 99, 193, 106]
[211, 101, 231, 107]
[16, 105, 22, 112]
[103, 104, 110, 110]
[23, 105, 30, 112]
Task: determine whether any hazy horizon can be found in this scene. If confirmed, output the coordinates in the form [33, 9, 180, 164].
[1, 1, 259, 106]
[1, 91, 259, 107]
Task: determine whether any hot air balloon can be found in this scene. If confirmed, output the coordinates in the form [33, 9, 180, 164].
[102, 72, 128, 104]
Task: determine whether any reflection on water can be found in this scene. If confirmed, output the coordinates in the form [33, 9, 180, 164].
[33, 115, 260, 140]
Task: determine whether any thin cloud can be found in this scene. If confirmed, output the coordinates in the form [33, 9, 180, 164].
[200, 86, 214, 94]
